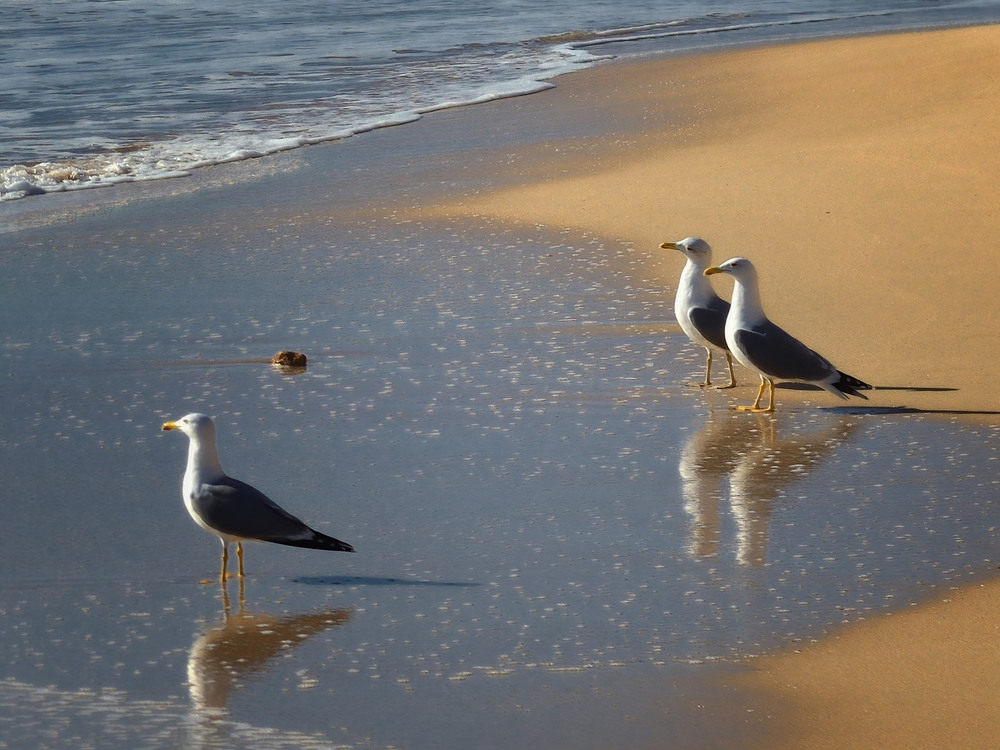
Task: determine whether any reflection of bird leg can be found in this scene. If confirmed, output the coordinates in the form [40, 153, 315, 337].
[679, 410, 764, 560]
[760, 413, 777, 443]
[729, 416, 858, 566]
[222, 578, 247, 619]
[729, 422, 774, 567]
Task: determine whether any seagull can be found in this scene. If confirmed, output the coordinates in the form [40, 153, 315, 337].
[704, 257, 872, 412]
[660, 237, 737, 388]
[162, 413, 354, 581]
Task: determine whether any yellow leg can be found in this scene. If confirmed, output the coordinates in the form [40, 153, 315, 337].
[220, 543, 229, 583]
[237, 542, 245, 578]
[702, 350, 713, 387]
[758, 379, 775, 413]
[719, 352, 737, 389]
[738, 376, 768, 411]
[752, 376, 767, 409]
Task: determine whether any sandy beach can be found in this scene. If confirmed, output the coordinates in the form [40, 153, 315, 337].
[4, 22, 1000, 750]
[418, 25, 1000, 748]
[428, 25, 1000, 418]
[738, 580, 1000, 749]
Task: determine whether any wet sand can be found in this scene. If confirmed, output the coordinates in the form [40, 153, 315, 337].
[429, 24, 1000, 418]
[736, 580, 1000, 749]
[4, 24, 1000, 750]
[417, 25, 1000, 748]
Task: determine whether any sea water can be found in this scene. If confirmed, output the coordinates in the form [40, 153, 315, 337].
[2, 200, 1000, 747]
[3, 0, 1000, 201]
[4, 2, 1000, 747]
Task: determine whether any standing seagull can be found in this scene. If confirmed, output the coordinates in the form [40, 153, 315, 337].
[661, 237, 737, 388]
[163, 413, 354, 581]
[704, 257, 872, 412]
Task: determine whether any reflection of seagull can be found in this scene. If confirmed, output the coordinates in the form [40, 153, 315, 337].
[679, 412, 858, 566]
[188, 604, 352, 712]
[661, 237, 737, 388]
[704, 258, 871, 412]
[162, 413, 354, 581]
[728, 417, 858, 566]
[678, 410, 759, 558]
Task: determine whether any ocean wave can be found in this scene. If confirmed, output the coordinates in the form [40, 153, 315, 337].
[572, 10, 896, 48]
[0, 39, 596, 202]
[1, 1, 990, 203]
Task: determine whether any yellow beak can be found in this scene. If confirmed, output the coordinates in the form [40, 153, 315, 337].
[162, 421, 179, 431]
[704, 266, 723, 275]
[660, 242, 681, 250]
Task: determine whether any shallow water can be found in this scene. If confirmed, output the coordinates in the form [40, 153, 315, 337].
[6, 0, 1000, 200]
[2, 188, 999, 746]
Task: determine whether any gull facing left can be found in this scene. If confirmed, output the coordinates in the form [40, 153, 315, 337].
[163, 413, 354, 581]
[704, 257, 872, 412]
[661, 237, 737, 388]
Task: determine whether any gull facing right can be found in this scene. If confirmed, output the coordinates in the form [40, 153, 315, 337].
[704, 257, 872, 412]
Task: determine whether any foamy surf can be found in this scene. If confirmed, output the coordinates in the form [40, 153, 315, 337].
[4, 0, 997, 202]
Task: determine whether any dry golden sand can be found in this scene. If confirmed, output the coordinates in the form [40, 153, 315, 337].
[432, 25, 1000, 418]
[423, 25, 1000, 748]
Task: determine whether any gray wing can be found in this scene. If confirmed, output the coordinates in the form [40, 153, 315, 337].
[192, 476, 314, 542]
[734, 323, 835, 382]
[688, 296, 730, 351]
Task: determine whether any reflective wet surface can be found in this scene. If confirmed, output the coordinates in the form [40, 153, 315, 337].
[2, 201, 999, 748]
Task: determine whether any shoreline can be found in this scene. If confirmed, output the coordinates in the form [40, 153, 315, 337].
[5, 23, 1000, 748]
[421, 24, 1000, 418]
[412, 24, 1000, 746]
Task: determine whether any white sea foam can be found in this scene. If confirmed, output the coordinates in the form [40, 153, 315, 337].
[0, 39, 590, 200]
[3, 0, 997, 202]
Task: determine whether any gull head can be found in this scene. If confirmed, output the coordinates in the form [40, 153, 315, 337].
[162, 413, 215, 441]
[661, 237, 713, 267]
[705, 256, 757, 282]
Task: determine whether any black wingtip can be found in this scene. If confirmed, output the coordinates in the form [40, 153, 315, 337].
[281, 531, 355, 553]
[835, 371, 874, 399]
[318, 534, 355, 553]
